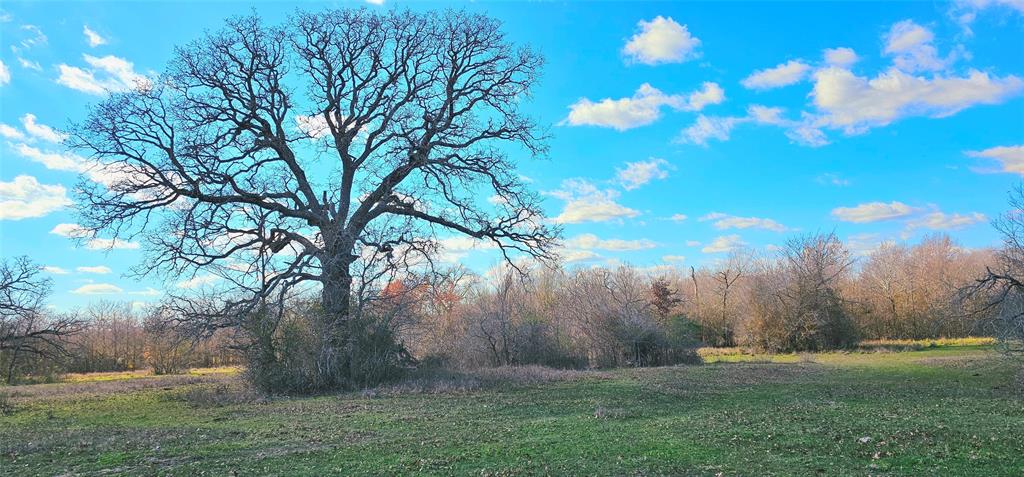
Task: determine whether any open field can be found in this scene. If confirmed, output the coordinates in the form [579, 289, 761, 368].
[1, 342, 1021, 476]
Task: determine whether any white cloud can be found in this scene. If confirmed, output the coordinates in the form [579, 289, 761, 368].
[883, 20, 955, 73]
[816, 173, 850, 186]
[20, 113, 66, 142]
[700, 212, 787, 232]
[810, 66, 1023, 134]
[84, 238, 141, 250]
[364, 0, 385, 4]
[702, 235, 745, 253]
[741, 60, 811, 90]
[77, 265, 112, 274]
[43, 266, 69, 275]
[72, 283, 123, 295]
[560, 249, 602, 264]
[622, 16, 700, 65]
[669, 214, 688, 222]
[662, 255, 686, 263]
[550, 179, 640, 224]
[906, 211, 987, 231]
[565, 82, 721, 131]
[0, 59, 9, 86]
[14, 144, 90, 173]
[50, 223, 88, 238]
[685, 240, 701, 247]
[566, 84, 678, 130]
[50, 223, 140, 250]
[678, 114, 743, 146]
[176, 274, 221, 289]
[616, 158, 670, 190]
[57, 54, 147, 95]
[831, 201, 916, 223]
[966, 145, 1024, 174]
[0, 123, 24, 140]
[685, 82, 725, 110]
[295, 114, 330, 139]
[562, 233, 657, 251]
[17, 57, 41, 71]
[83, 25, 107, 47]
[823, 47, 859, 67]
[0, 175, 71, 220]
[678, 105, 828, 147]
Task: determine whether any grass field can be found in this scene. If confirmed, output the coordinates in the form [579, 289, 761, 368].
[1, 342, 1021, 476]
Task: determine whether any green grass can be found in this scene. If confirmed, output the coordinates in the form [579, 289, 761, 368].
[1, 343, 1021, 476]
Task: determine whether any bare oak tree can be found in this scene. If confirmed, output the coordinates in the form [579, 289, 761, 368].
[68, 9, 557, 382]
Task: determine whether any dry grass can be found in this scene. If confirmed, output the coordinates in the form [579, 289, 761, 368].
[2, 373, 231, 404]
[362, 365, 612, 397]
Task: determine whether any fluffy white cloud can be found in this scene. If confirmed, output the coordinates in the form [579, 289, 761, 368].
[77, 265, 112, 274]
[702, 235, 745, 253]
[175, 274, 221, 289]
[21, 113, 67, 143]
[0, 59, 9, 86]
[83, 25, 107, 47]
[679, 105, 827, 147]
[549, 179, 640, 224]
[685, 82, 725, 111]
[616, 158, 670, 190]
[831, 201, 916, 223]
[43, 266, 69, 275]
[85, 238, 141, 250]
[50, 223, 88, 238]
[669, 214, 688, 222]
[0, 175, 72, 220]
[49, 223, 140, 250]
[823, 47, 859, 67]
[701, 212, 788, 232]
[741, 60, 811, 90]
[565, 82, 721, 131]
[678, 114, 743, 146]
[622, 16, 700, 65]
[662, 255, 686, 263]
[560, 249, 602, 264]
[906, 211, 987, 231]
[295, 114, 330, 139]
[14, 144, 89, 172]
[0, 123, 24, 140]
[563, 233, 657, 251]
[966, 145, 1024, 174]
[810, 67, 1023, 134]
[57, 54, 147, 95]
[72, 283, 123, 295]
[883, 20, 957, 73]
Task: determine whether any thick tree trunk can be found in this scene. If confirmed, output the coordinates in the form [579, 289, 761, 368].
[321, 258, 354, 325]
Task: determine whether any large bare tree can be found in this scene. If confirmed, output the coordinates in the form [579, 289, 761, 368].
[69, 9, 556, 340]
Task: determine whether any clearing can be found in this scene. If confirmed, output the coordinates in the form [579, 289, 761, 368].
[1, 342, 1021, 476]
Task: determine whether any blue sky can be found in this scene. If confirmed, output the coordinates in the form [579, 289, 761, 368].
[1, 0, 1023, 310]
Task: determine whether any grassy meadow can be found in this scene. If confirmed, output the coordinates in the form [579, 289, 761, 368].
[1, 340, 1021, 476]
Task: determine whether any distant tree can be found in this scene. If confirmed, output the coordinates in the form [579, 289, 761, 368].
[650, 278, 681, 320]
[68, 9, 557, 389]
[0, 257, 82, 383]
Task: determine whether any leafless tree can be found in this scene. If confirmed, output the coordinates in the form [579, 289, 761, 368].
[963, 185, 1024, 355]
[67, 9, 557, 386]
[0, 257, 82, 383]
